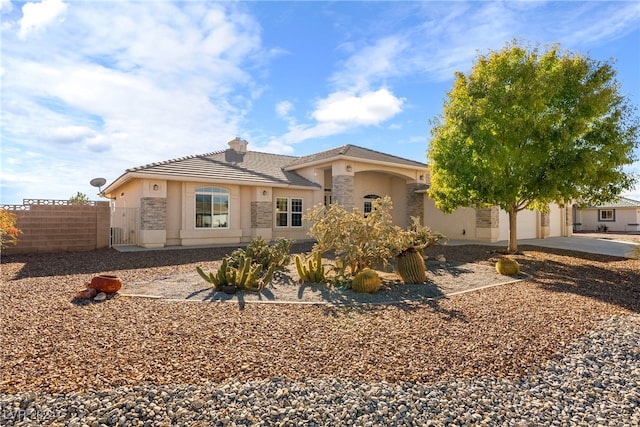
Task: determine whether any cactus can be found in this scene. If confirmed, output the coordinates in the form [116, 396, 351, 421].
[196, 258, 229, 290]
[396, 247, 426, 284]
[351, 269, 381, 293]
[295, 252, 325, 283]
[196, 255, 277, 293]
[495, 257, 520, 276]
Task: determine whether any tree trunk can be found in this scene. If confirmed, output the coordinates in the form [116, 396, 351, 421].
[508, 207, 518, 253]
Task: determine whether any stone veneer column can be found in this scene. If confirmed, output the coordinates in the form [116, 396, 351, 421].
[332, 175, 354, 210]
[406, 183, 424, 224]
[251, 201, 273, 228]
[539, 211, 550, 238]
[140, 197, 167, 248]
[475, 206, 500, 242]
[141, 197, 167, 230]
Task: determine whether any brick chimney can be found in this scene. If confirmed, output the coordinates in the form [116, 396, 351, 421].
[228, 137, 248, 153]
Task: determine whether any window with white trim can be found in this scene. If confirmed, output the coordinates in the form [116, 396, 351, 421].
[195, 187, 229, 228]
[276, 197, 303, 227]
[598, 209, 615, 221]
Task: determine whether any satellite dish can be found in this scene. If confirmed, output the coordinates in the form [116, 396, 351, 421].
[89, 177, 107, 195]
[90, 177, 107, 188]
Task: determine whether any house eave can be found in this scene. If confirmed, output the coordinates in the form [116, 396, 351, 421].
[103, 171, 320, 197]
[284, 154, 427, 172]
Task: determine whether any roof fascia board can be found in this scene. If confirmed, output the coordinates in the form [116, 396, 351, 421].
[104, 171, 320, 194]
[284, 154, 427, 171]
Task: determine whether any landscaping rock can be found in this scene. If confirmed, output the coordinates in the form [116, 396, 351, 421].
[76, 287, 97, 299]
[93, 292, 107, 301]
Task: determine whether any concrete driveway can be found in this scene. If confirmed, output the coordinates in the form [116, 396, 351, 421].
[451, 233, 640, 258]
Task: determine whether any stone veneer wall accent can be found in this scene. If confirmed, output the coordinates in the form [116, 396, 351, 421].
[406, 183, 424, 223]
[141, 197, 166, 230]
[540, 211, 550, 238]
[540, 212, 550, 227]
[476, 206, 499, 229]
[251, 201, 273, 228]
[332, 175, 354, 210]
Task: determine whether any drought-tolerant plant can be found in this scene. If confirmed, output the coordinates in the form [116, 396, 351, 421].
[305, 196, 445, 284]
[295, 252, 326, 283]
[196, 255, 276, 292]
[305, 196, 398, 278]
[351, 269, 381, 293]
[392, 216, 445, 284]
[227, 236, 293, 271]
[68, 192, 91, 205]
[395, 248, 426, 284]
[0, 209, 22, 249]
[495, 257, 520, 276]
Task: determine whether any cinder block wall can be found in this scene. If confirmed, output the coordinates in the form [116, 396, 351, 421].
[2, 201, 111, 255]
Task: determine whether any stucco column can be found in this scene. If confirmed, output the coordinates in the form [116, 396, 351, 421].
[475, 206, 500, 242]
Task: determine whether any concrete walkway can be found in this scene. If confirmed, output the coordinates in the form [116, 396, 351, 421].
[450, 234, 640, 258]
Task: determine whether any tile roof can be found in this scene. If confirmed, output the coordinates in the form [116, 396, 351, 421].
[286, 144, 427, 168]
[586, 197, 640, 209]
[119, 144, 426, 189]
[126, 150, 320, 188]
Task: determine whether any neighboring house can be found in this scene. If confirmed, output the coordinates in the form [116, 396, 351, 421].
[573, 197, 640, 232]
[102, 138, 571, 248]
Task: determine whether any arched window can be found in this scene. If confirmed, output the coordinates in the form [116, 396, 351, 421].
[363, 194, 381, 217]
[195, 187, 229, 228]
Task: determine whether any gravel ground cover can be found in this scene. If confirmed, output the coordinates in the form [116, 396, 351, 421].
[1, 242, 638, 425]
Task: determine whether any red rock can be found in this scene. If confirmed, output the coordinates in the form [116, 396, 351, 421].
[76, 287, 97, 299]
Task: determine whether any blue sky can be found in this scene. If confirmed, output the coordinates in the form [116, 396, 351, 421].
[1, 0, 639, 204]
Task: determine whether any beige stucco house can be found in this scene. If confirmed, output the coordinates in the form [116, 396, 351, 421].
[573, 197, 640, 233]
[102, 138, 571, 248]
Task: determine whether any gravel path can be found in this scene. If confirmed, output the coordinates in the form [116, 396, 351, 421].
[1, 243, 639, 425]
[1, 314, 637, 426]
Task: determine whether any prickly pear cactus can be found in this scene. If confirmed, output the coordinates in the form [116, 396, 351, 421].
[396, 247, 426, 284]
[351, 269, 381, 293]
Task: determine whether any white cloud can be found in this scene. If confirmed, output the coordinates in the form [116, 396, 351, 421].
[276, 100, 294, 119]
[268, 88, 404, 150]
[19, 0, 67, 39]
[331, 36, 408, 91]
[1, 0, 13, 13]
[45, 125, 95, 144]
[312, 88, 403, 126]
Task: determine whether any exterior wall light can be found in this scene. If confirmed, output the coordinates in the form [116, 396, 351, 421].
[153, 184, 159, 191]
[346, 165, 353, 172]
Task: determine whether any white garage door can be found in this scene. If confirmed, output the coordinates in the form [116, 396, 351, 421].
[548, 204, 563, 237]
[498, 209, 538, 241]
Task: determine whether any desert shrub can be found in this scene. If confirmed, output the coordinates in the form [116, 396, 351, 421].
[0, 209, 22, 249]
[305, 196, 446, 281]
[227, 236, 293, 271]
[305, 197, 398, 277]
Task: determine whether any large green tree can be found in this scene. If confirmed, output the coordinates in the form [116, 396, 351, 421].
[428, 41, 639, 252]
